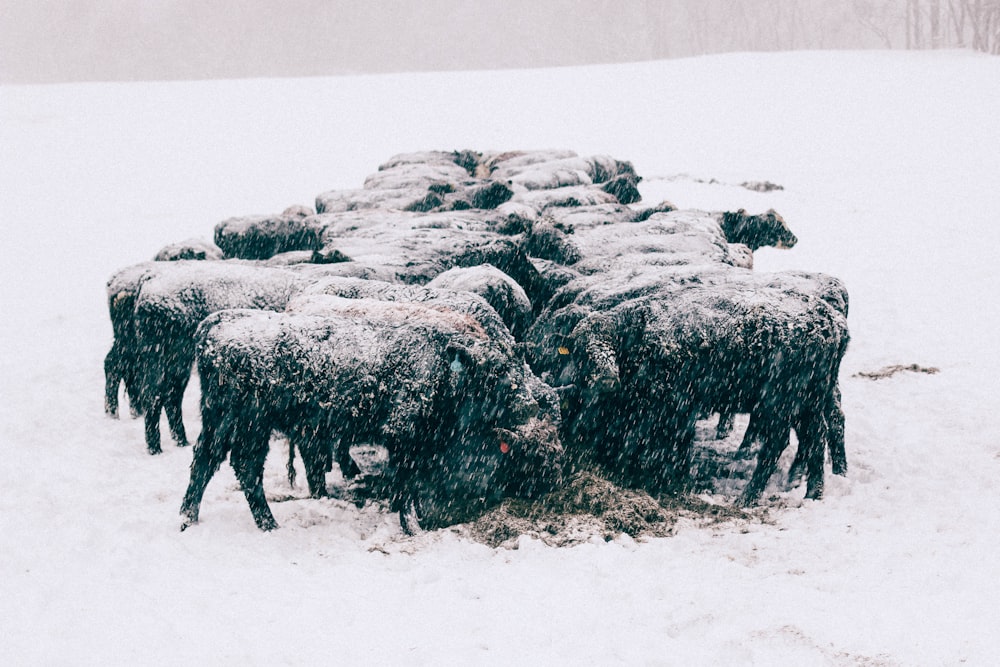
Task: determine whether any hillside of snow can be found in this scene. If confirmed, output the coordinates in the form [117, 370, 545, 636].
[2, 50, 999, 664]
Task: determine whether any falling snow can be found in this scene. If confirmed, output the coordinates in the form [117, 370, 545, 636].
[2, 50, 1000, 664]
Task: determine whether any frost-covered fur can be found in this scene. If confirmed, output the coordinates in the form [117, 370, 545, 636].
[315, 187, 444, 214]
[488, 154, 637, 191]
[129, 262, 310, 453]
[313, 225, 552, 307]
[527, 269, 849, 505]
[434, 180, 515, 212]
[476, 149, 580, 178]
[105, 262, 167, 418]
[180, 307, 563, 531]
[510, 183, 627, 211]
[719, 208, 798, 251]
[363, 161, 472, 191]
[215, 211, 324, 260]
[153, 238, 223, 261]
[377, 149, 481, 174]
[525, 211, 743, 274]
[523, 208, 786, 274]
[427, 264, 533, 339]
[537, 200, 674, 232]
[294, 276, 516, 343]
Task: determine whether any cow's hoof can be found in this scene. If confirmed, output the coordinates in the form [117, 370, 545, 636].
[804, 486, 824, 501]
[735, 490, 760, 508]
[399, 497, 426, 536]
[255, 516, 279, 532]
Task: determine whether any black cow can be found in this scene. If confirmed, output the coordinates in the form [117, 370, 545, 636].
[214, 207, 323, 260]
[153, 237, 223, 262]
[426, 264, 533, 339]
[719, 208, 798, 251]
[528, 273, 848, 505]
[312, 225, 553, 308]
[377, 149, 481, 174]
[129, 262, 309, 453]
[180, 305, 563, 531]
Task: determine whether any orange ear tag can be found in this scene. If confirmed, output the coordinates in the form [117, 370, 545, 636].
[557, 346, 570, 355]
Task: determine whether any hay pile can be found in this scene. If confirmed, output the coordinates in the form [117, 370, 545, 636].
[463, 471, 752, 549]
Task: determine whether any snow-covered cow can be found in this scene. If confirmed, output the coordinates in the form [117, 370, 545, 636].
[180, 303, 564, 531]
[426, 264, 533, 339]
[527, 271, 848, 505]
[129, 262, 309, 453]
[214, 207, 323, 260]
[153, 237, 224, 262]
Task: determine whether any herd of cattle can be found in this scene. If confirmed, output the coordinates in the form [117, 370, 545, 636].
[104, 148, 849, 533]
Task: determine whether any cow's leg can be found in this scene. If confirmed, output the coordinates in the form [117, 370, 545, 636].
[739, 417, 790, 506]
[827, 385, 847, 476]
[636, 411, 695, 492]
[797, 407, 828, 501]
[180, 422, 226, 529]
[385, 440, 414, 515]
[124, 369, 143, 418]
[230, 424, 277, 531]
[334, 437, 361, 480]
[666, 418, 697, 489]
[143, 398, 163, 455]
[163, 380, 189, 447]
[735, 415, 761, 459]
[104, 345, 122, 418]
[298, 436, 331, 499]
[787, 428, 807, 487]
[715, 411, 735, 439]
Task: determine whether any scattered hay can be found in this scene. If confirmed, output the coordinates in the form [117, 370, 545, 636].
[740, 180, 785, 192]
[464, 471, 753, 549]
[853, 364, 940, 380]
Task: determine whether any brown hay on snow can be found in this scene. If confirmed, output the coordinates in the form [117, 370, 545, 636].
[853, 363, 940, 380]
[464, 471, 753, 549]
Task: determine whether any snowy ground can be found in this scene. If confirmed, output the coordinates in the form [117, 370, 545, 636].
[2, 50, 999, 665]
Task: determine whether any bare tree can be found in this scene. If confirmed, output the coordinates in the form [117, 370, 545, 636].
[854, 0, 900, 48]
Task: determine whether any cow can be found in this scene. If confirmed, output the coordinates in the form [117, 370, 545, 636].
[377, 149, 481, 175]
[128, 262, 309, 453]
[527, 272, 848, 505]
[180, 304, 564, 532]
[719, 208, 797, 251]
[214, 208, 323, 260]
[426, 264, 533, 339]
[153, 238, 224, 262]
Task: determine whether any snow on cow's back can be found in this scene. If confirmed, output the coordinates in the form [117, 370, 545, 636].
[285, 294, 490, 341]
[136, 261, 306, 315]
[296, 274, 519, 344]
[106, 260, 165, 300]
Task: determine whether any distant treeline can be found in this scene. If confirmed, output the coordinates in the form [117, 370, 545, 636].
[855, 0, 1000, 53]
[1, 0, 996, 84]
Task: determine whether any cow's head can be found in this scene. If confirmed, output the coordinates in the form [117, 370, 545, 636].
[722, 208, 798, 251]
[446, 338, 540, 434]
[530, 309, 620, 393]
[404, 414, 564, 531]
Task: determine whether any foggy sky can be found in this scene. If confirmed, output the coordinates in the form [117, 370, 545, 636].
[1, 0, 893, 84]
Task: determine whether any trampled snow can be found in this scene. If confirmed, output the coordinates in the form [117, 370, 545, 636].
[2, 50, 999, 664]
